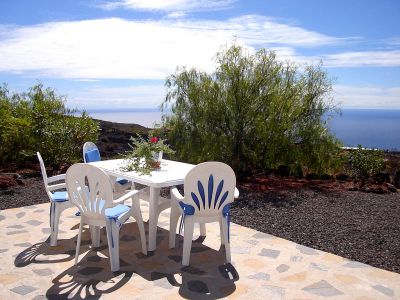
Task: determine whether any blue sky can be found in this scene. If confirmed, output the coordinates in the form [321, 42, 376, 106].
[0, 0, 399, 110]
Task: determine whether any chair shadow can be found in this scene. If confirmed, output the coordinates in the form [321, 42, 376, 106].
[45, 222, 239, 299]
[14, 227, 91, 267]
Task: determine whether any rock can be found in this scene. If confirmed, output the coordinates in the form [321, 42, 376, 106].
[394, 171, 400, 189]
[306, 173, 319, 180]
[276, 165, 290, 177]
[385, 183, 397, 193]
[361, 186, 372, 193]
[374, 187, 386, 194]
[373, 172, 391, 184]
[0, 175, 18, 189]
[320, 174, 333, 180]
[348, 186, 359, 191]
[336, 173, 349, 181]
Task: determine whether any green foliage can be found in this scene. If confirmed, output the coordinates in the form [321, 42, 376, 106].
[347, 145, 385, 182]
[0, 83, 99, 167]
[162, 44, 342, 173]
[121, 134, 175, 175]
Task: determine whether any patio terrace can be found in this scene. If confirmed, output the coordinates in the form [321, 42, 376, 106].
[0, 201, 399, 299]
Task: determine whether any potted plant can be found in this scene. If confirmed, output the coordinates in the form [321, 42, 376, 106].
[120, 134, 175, 175]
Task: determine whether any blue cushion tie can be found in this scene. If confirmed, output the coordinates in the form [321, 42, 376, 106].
[84, 149, 101, 163]
[222, 204, 231, 243]
[49, 202, 55, 229]
[178, 201, 195, 235]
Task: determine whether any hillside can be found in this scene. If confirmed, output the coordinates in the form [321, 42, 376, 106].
[96, 119, 151, 158]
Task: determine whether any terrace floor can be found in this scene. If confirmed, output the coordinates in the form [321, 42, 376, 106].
[0, 201, 399, 299]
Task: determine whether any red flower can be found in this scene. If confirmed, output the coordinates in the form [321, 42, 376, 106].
[150, 137, 158, 143]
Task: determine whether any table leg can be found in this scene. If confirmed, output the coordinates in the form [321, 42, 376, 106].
[148, 187, 160, 252]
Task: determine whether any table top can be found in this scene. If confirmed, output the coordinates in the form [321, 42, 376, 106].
[89, 159, 195, 188]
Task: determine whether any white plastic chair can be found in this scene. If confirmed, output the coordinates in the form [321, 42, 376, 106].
[83, 141, 132, 194]
[37, 152, 73, 246]
[169, 161, 238, 266]
[66, 163, 147, 272]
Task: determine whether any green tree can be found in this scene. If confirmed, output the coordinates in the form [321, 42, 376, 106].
[162, 44, 342, 173]
[0, 83, 99, 167]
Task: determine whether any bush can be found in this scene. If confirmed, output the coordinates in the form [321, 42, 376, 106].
[0, 83, 99, 167]
[347, 145, 385, 184]
[162, 44, 342, 173]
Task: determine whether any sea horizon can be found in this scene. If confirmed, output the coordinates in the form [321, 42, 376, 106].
[84, 108, 400, 150]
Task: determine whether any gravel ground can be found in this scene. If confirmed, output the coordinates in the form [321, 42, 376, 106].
[231, 187, 400, 274]
[1, 175, 399, 274]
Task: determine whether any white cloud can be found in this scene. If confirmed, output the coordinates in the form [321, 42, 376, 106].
[333, 85, 400, 109]
[99, 0, 235, 12]
[0, 16, 346, 80]
[269, 48, 400, 68]
[66, 84, 166, 109]
[323, 50, 400, 67]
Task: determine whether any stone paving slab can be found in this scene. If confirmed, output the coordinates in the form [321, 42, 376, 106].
[0, 201, 399, 299]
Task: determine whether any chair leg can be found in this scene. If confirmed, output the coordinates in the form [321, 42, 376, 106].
[219, 219, 225, 245]
[106, 219, 121, 272]
[50, 202, 62, 246]
[182, 218, 195, 266]
[90, 226, 101, 248]
[221, 218, 231, 263]
[200, 223, 206, 237]
[169, 204, 180, 248]
[132, 199, 147, 255]
[75, 219, 83, 265]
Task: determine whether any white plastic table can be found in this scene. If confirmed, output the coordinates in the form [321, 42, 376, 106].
[89, 158, 195, 251]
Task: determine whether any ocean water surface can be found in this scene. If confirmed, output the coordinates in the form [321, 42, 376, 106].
[327, 109, 400, 150]
[87, 109, 400, 150]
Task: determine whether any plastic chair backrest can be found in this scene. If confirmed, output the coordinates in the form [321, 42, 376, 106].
[184, 162, 236, 217]
[66, 163, 113, 220]
[37, 152, 49, 189]
[83, 142, 100, 163]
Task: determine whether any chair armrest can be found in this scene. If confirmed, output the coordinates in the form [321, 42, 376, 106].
[113, 189, 139, 204]
[234, 187, 239, 199]
[47, 182, 66, 191]
[171, 186, 184, 201]
[47, 174, 66, 183]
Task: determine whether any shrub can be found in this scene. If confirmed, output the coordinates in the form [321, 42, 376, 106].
[162, 44, 342, 173]
[347, 145, 385, 184]
[0, 83, 99, 167]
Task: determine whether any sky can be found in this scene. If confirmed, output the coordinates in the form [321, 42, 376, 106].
[0, 0, 399, 110]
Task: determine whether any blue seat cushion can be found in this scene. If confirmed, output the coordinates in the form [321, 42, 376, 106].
[116, 177, 129, 185]
[51, 191, 68, 202]
[84, 149, 101, 163]
[105, 204, 130, 219]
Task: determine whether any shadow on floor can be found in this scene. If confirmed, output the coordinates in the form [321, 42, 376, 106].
[14, 226, 91, 268]
[38, 222, 239, 299]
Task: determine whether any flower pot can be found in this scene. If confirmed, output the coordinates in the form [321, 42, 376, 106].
[152, 151, 163, 162]
[147, 160, 161, 170]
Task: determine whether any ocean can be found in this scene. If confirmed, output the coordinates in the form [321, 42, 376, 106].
[87, 109, 400, 150]
[327, 109, 400, 150]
